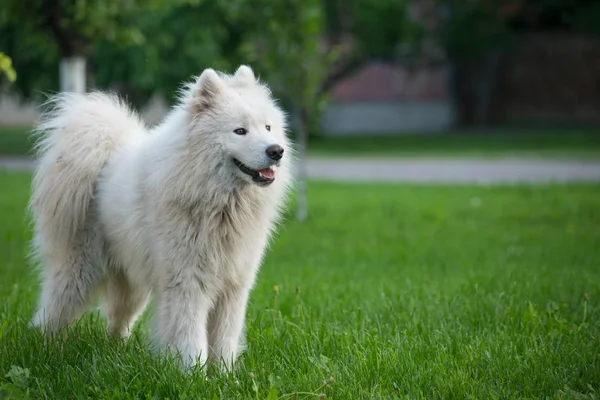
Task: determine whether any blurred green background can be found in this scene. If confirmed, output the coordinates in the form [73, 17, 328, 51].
[1, 0, 600, 143]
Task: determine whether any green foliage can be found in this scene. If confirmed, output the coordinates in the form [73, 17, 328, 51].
[441, 0, 515, 60]
[0, 52, 16, 83]
[326, 0, 416, 60]
[92, 2, 245, 107]
[0, 0, 191, 53]
[0, 0, 200, 101]
[0, 172, 599, 398]
[0, 366, 32, 399]
[0, 25, 59, 98]
[239, 1, 330, 98]
[0, 0, 417, 111]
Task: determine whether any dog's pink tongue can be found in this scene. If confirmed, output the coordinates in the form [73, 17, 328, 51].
[259, 168, 275, 179]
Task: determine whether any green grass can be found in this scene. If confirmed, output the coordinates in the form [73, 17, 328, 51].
[308, 129, 600, 159]
[2, 126, 600, 159]
[0, 127, 36, 157]
[1, 172, 599, 399]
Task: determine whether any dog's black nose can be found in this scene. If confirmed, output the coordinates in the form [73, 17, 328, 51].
[266, 145, 284, 161]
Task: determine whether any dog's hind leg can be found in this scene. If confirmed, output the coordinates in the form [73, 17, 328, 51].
[32, 251, 104, 335]
[104, 270, 150, 338]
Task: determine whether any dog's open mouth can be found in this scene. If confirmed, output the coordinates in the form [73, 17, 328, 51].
[233, 159, 275, 185]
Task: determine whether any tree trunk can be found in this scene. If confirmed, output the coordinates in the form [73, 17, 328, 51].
[59, 56, 86, 93]
[296, 106, 309, 222]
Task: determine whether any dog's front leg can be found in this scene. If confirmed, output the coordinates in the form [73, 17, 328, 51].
[154, 280, 211, 369]
[207, 285, 251, 370]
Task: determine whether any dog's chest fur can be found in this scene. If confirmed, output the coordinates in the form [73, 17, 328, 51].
[164, 186, 273, 292]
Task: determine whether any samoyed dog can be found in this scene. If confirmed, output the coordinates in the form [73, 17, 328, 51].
[29, 65, 292, 369]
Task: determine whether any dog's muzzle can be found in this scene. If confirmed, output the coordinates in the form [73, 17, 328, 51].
[233, 159, 276, 186]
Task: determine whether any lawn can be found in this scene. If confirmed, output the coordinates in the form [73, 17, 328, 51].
[0, 172, 599, 399]
[0, 127, 35, 157]
[308, 129, 600, 159]
[2, 126, 600, 159]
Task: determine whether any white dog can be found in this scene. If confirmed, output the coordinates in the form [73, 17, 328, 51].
[29, 65, 292, 369]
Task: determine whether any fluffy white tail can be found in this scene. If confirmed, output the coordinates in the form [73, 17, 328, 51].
[30, 92, 146, 256]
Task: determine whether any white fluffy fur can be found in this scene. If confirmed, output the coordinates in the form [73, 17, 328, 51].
[29, 65, 293, 369]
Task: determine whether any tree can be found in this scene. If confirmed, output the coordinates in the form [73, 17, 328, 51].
[92, 1, 247, 108]
[0, 0, 192, 94]
[0, 18, 59, 98]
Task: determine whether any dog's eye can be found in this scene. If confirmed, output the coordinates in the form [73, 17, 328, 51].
[234, 128, 247, 135]
[265, 125, 271, 132]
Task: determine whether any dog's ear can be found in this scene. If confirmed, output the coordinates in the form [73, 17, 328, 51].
[233, 65, 256, 85]
[193, 68, 224, 112]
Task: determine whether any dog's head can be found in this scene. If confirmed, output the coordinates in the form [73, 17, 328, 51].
[186, 66, 291, 188]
